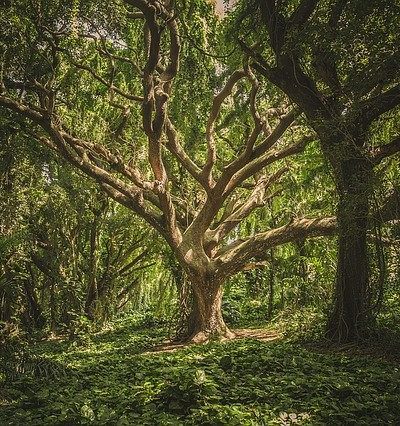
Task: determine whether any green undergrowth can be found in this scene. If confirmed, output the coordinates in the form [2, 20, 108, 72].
[1, 319, 399, 425]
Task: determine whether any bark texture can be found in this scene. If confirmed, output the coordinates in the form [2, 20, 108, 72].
[327, 158, 373, 342]
[183, 275, 234, 342]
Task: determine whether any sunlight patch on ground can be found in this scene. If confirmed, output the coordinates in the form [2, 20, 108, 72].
[147, 328, 280, 354]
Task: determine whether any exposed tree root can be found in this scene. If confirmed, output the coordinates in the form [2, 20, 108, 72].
[148, 328, 279, 354]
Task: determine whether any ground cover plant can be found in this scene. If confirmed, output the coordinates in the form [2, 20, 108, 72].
[1, 319, 400, 425]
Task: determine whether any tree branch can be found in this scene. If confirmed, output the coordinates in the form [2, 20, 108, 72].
[375, 188, 400, 223]
[359, 83, 400, 129]
[202, 69, 246, 186]
[164, 117, 207, 188]
[206, 167, 287, 249]
[125, 0, 182, 245]
[99, 183, 167, 241]
[371, 136, 400, 164]
[289, 0, 319, 29]
[67, 59, 143, 102]
[0, 94, 168, 236]
[328, 0, 349, 28]
[256, 0, 286, 55]
[215, 216, 336, 277]
[223, 134, 311, 196]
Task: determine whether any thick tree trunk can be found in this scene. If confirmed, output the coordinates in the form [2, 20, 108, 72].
[326, 158, 373, 343]
[183, 276, 234, 343]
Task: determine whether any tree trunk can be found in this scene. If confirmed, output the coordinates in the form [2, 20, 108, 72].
[296, 239, 308, 306]
[0, 286, 12, 323]
[184, 275, 234, 343]
[267, 248, 275, 319]
[49, 278, 57, 333]
[175, 270, 192, 338]
[0, 267, 13, 323]
[23, 266, 45, 329]
[85, 215, 100, 319]
[326, 158, 373, 343]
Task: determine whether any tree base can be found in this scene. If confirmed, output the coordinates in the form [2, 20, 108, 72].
[174, 326, 236, 344]
[326, 314, 371, 345]
[188, 328, 236, 343]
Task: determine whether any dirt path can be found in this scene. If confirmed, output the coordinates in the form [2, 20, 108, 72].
[147, 328, 280, 354]
[232, 328, 280, 342]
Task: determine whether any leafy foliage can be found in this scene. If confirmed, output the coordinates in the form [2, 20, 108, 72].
[1, 319, 399, 425]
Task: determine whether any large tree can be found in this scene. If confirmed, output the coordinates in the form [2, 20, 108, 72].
[235, 0, 400, 342]
[0, 0, 340, 341]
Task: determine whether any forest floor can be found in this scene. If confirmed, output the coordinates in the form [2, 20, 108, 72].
[149, 329, 280, 354]
[1, 319, 400, 425]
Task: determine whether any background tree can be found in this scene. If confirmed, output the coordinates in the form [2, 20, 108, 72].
[0, 120, 158, 332]
[234, 0, 400, 342]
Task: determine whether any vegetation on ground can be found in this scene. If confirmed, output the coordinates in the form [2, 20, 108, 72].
[1, 318, 400, 425]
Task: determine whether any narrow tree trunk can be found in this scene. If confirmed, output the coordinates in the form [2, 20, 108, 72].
[327, 158, 373, 343]
[296, 239, 308, 306]
[267, 249, 275, 319]
[0, 285, 12, 323]
[267, 204, 277, 318]
[23, 266, 45, 329]
[184, 276, 234, 343]
[85, 216, 99, 319]
[0, 267, 13, 323]
[49, 278, 57, 333]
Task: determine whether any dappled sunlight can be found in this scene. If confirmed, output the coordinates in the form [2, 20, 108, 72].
[1, 321, 399, 424]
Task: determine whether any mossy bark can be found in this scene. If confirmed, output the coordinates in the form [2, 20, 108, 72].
[326, 158, 373, 342]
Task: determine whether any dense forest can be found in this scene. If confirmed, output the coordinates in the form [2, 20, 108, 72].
[1, 0, 399, 424]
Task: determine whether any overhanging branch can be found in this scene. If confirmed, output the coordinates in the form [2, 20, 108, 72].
[371, 136, 400, 164]
[215, 216, 336, 277]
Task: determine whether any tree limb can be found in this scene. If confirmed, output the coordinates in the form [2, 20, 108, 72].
[371, 136, 400, 164]
[202, 69, 246, 186]
[359, 83, 400, 129]
[289, 0, 319, 29]
[206, 167, 287, 248]
[215, 216, 336, 277]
